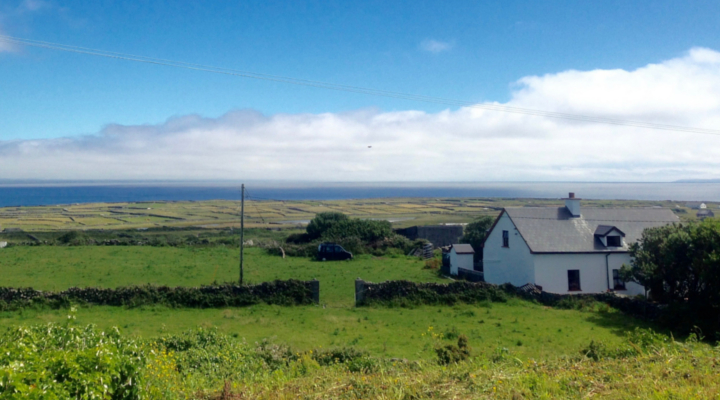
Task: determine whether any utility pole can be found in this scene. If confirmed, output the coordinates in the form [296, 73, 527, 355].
[239, 184, 244, 285]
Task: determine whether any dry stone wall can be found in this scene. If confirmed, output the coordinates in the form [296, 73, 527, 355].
[0, 279, 319, 310]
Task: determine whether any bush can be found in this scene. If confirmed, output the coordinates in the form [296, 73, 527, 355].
[285, 232, 311, 244]
[306, 212, 349, 240]
[322, 219, 393, 243]
[435, 334, 471, 365]
[621, 219, 720, 334]
[0, 324, 144, 399]
[56, 230, 94, 246]
[311, 347, 370, 366]
[424, 258, 441, 270]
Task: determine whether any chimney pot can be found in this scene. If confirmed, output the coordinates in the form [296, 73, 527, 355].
[569, 192, 575, 199]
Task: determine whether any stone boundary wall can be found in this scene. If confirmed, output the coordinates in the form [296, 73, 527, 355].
[0, 279, 319, 310]
[439, 266, 484, 282]
[355, 279, 661, 321]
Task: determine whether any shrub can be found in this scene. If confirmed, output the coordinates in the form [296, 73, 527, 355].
[435, 334, 471, 365]
[285, 232, 311, 244]
[0, 324, 145, 399]
[306, 212, 349, 240]
[424, 258, 441, 270]
[56, 230, 94, 246]
[322, 219, 393, 243]
[311, 347, 370, 366]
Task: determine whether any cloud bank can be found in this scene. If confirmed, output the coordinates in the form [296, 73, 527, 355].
[2, 48, 720, 182]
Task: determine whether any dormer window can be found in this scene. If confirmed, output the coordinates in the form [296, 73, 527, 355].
[606, 236, 622, 247]
[594, 225, 626, 248]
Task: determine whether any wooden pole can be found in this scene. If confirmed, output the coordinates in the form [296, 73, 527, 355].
[240, 184, 244, 284]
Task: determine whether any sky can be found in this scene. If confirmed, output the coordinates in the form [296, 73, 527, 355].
[1, 0, 720, 182]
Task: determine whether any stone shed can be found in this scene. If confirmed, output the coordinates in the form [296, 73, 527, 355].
[395, 225, 464, 248]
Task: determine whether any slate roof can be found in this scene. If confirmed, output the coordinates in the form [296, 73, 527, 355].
[451, 244, 475, 254]
[697, 209, 715, 217]
[503, 207, 679, 253]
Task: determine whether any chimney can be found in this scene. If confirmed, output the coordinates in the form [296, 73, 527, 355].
[564, 192, 581, 217]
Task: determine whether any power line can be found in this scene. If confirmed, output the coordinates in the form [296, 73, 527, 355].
[244, 190, 268, 224]
[2, 34, 720, 136]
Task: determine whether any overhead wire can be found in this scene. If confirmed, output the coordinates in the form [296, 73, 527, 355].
[243, 189, 268, 224]
[2, 34, 720, 136]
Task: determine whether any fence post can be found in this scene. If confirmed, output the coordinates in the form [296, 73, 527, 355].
[310, 279, 320, 304]
[355, 278, 365, 306]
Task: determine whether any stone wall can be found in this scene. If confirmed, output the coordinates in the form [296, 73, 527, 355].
[354, 279, 661, 321]
[0, 279, 320, 310]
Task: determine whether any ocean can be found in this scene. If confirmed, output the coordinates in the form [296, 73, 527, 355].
[0, 182, 718, 207]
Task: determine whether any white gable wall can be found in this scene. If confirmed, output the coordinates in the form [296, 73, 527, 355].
[449, 249, 474, 275]
[483, 213, 535, 286]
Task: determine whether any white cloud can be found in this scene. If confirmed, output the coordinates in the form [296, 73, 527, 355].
[2, 48, 720, 182]
[420, 39, 453, 54]
[18, 0, 48, 12]
[0, 31, 16, 53]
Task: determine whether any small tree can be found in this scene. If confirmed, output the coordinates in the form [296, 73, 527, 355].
[621, 219, 720, 305]
[460, 216, 494, 262]
[306, 212, 349, 240]
[322, 219, 393, 242]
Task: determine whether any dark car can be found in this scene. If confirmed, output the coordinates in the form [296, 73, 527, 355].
[317, 242, 353, 261]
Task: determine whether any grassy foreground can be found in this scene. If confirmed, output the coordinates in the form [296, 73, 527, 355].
[1, 322, 716, 399]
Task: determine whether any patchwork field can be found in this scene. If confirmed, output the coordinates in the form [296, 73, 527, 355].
[0, 196, 706, 231]
[0, 246, 654, 361]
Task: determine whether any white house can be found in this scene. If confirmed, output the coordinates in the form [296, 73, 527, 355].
[483, 193, 679, 295]
[685, 202, 707, 210]
[448, 244, 475, 275]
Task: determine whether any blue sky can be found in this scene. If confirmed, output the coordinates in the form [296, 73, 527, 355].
[2, 0, 719, 140]
[1, 1, 720, 181]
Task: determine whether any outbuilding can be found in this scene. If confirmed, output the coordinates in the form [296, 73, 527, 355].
[448, 244, 475, 275]
[697, 209, 715, 219]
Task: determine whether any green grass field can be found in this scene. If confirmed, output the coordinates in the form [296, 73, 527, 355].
[0, 246, 654, 361]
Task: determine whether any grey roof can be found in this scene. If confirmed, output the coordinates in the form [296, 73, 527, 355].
[451, 244, 475, 254]
[594, 225, 625, 237]
[504, 207, 678, 253]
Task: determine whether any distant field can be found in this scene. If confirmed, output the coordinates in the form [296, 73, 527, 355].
[0, 246, 655, 360]
[0, 196, 703, 231]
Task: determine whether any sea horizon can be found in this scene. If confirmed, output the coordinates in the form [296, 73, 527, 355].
[0, 181, 719, 207]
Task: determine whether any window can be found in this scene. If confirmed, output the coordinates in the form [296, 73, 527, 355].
[502, 230, 509, 247]
[568, 270, 581, 291]
[606, 236, 622, 247]
[612, 269, 626, 290]
[334, 245, 343, 252]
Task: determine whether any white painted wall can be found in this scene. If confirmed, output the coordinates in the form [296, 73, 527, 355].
[534, 253, 609, 294]
[533, 252, 644, 295]
[449, 249, 474, 275]
[483, 213, 535, 286]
